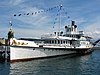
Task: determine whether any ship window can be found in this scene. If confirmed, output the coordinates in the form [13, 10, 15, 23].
[67, 35, 68, 37]
[72, 28, 73, 31]
[67, 41, 69, 44]
[47, 40, 49, 44]
[58, 40, 60, 44]
[81, 42, 85, 44]
[50, 40, 51, 44]
[45, 40, 48, 43]
[50, 40, 52, 44]
[54, 40, 56, 44]
[63, 41, 65, 44]
[61, 40, 62, 44]
[47, 40, 49, 43]
[66, 41, 67, 44]
[74, 35, 76, 38]
[52, 40, 54, 44]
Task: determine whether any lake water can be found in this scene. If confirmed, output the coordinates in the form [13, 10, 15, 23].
[0, 49, 100, 75]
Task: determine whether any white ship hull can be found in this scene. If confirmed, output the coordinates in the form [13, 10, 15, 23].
[10, 46, 76, 62]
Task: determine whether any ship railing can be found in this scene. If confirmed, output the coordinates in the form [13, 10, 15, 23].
[66, 31, 84, 35]
[41, 34, 56, 38]
[43, 44, 71, 47]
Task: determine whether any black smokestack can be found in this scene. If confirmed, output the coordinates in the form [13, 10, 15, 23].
[72, 21, 75, 25]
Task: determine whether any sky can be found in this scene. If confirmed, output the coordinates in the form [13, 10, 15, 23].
[0, 0, 100, 39]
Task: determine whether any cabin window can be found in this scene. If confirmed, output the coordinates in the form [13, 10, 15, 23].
[67, 41, 69, 44]
[50, 40, 52, 44]
[81, 41, 85, 45]
[61, 40, 62, 44]
[58, 40, 60, 44]
[45, 40, 49, 43]
[54, 40, 55, 44]
[66, 41, 67, 44]
[74, 35, 76, 38]
[63, 41, 65, 44]
[52, 40, 54, 44]
[46, 40, 49, 44]
[72, 28, 73, 31]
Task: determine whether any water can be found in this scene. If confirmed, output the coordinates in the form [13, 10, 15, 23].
[0, 49, 100, 75]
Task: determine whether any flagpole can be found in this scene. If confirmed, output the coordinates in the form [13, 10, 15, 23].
[9, 17, 12, 31]
[58, 4, 62, 36]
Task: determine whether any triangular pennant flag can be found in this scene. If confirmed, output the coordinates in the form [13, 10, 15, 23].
[68, 16, 70, 18]
[60, 5, 62, 10]
[18, 14, 21, 16]
[55, 18, 57, 20]
[57, 6, 59, 8]
[35, 12, 37, 14]
[54, 6, 56, 8]
[32, 13, 33, 15]
[41, 10, 43, 12]
[14, 14, 16, 16]
[63, 8, 65, 11]
[57, 14, 59, 16]
[51, 7, 53, 10]
[27, 13, 29, 15]
[38, 11, 40, 13]
[65, 12, 67, 14]
[49, 8, 51, 11]
[46, 9, 48, 11]
[58, 10, 60, 12]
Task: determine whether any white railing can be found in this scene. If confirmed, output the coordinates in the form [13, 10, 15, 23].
[66, 31, 84, 35]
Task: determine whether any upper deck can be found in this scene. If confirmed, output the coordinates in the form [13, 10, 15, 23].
[41, 21, 85, 41]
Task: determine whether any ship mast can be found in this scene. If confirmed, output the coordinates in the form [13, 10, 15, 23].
[58, 4, 62, 35]
[8, 17, 14, 39]
[9, 19, 12, 31]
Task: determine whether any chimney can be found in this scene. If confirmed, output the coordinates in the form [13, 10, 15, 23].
[72, 21, 75, 26]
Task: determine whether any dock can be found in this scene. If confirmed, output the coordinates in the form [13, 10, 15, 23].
[0, 46, 10, 62]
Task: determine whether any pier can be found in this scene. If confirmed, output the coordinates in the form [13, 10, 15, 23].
[0, 46, 10, 62]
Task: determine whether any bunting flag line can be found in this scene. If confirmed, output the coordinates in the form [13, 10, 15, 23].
[13, 4, 71, 25]
[13, 5, 60, 17]
[53, 5, 71, 25]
